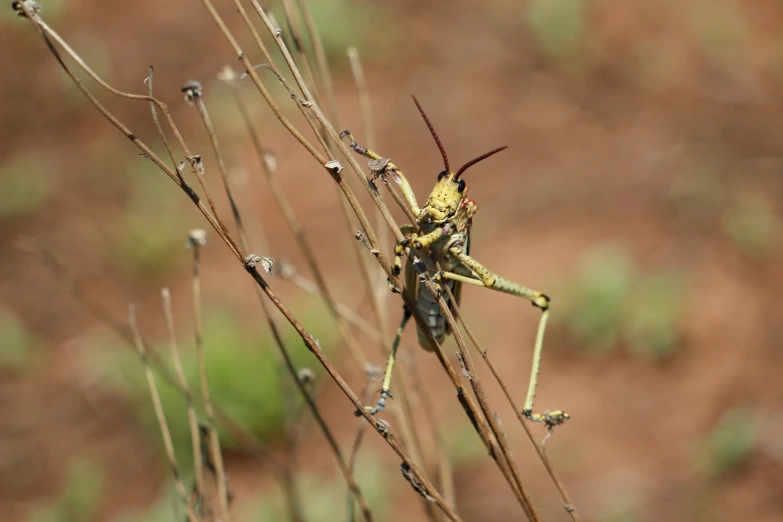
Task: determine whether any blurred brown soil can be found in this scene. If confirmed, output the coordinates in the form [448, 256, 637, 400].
[2, 0, 783, 521]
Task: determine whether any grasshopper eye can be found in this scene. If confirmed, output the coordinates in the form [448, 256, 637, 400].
[457, 179, 466, 192]
[437, 171, 447, 181]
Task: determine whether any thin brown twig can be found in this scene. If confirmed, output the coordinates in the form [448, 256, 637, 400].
[161, 288, 205, 516]
[245, 43, 434, 476]
[31, 17, 241, 259]
[277, 21, 441, 519]
[219, 67, 368, 370]
[128, 304, 199, 522]
[18, 3, 498, 520]
[188, 87, 374, 521]
[19, 12, 238, 263]
[346, 46, 389, 301]
[442, 285, 581, 521]
[22, 239, 294, 486]
[187, 235, 232, 522]
[274, 258, 382, 343]
[406, 354, 456, 516]
[419, 271, 538, 521]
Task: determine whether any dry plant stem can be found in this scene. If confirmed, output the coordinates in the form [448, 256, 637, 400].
[285, 42, 438, 516]
[198, 0, 327, 165]
[281, 0, 322, 107]
[338, 128, 534, 514]
[442, 287, 580, 522]
[243, 265, 462, 522]
[259, 13, 436, 493]
[421, 274, 538, 521]
[191, 93, 372, 521]
[346, 383, 373, 522]
[162, 288, 206, 512]
[188, 96, 306, 517]
[219, 79, 379, 341]
[29, 241, 290, 479]
[247, 3, 387, 296]
[190, 244, 232, 522]
[20, 4, 459, 519]
[129, 305, 199, 522]
[281, 269, 382, 342]
[287, 1, 389, 359]
[20, 13, 239, 264]
[346, 46, 389, 301]
[29, 18, 242, 260]
[295, 0, 337, 123]
[406, 357, 456, 514]
[276, 1, 382, 339]
[221, 75, 370, 373]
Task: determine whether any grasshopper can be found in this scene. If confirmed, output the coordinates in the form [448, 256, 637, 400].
[341, 96, 568, 428]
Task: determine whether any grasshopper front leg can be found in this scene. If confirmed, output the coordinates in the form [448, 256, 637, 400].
[339, 130, 421, 216]
[435, 246, 570, 428]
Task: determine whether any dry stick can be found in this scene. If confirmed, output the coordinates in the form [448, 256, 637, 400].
[219, 70, 367, 372]
[28, 239, 292, 483]
[383, 158, 540, 515]
[385, 176, 535, 516]
[278, 0, 379, 306]
[20, 35, 301, 514]
[28, 19, 242, 261]
[188, 89, 373, 522]
[279, 0, 382, 333]
[239, 6, 525, 512]
[281, 0, 322, 107]
[250, 2, 380, 320]
[226, 3, 528, 507]
[268, 9, 437, 487]
[339, 44, 444, 522]
[188, 237, 232, 522]
[22, 15, 239, 263]
[128, 304, 199, 522]
[242, 264, 462, 522]
[347, 381, 377, 522]
[419, 273, 538, 521]
[346, 46, 390, 303]
[442, 286, 581, 522]
[162, 288, 206, 516]
[294, 0, 337, 126]
[18, 4, 454, 520]
[275, 259, 382, 343]
[406, 355, 457, 515]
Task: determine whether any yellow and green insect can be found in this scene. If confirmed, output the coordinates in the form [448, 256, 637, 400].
[341, 96, 568, 428]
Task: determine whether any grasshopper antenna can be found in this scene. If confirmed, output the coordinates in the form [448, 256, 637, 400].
[411, 94, 450, 173]
[455, 146, 508, 178]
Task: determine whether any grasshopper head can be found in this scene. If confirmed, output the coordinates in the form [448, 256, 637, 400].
[412, 95, 507, 224]
[422, 171, 466, 223]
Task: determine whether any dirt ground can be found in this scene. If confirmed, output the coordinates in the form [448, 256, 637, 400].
[2, 0, 783, 521]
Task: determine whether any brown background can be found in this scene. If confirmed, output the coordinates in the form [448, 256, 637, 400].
[2, 0, 783, 521]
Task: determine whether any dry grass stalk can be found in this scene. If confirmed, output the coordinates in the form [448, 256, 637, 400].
[13, 0, 581, 519]
[161, 288, 206, 514]
[187, 235, 232, 522]
[128, 304, 201, 522]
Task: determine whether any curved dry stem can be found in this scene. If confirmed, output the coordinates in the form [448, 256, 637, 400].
[35, 17, 241, 258]
[442, 285, 581, 521]
[189, 242, 232, 522]
[161, 288, 205, 513]
[189, 91, 373, 521]
[129, 305, 200, 522]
